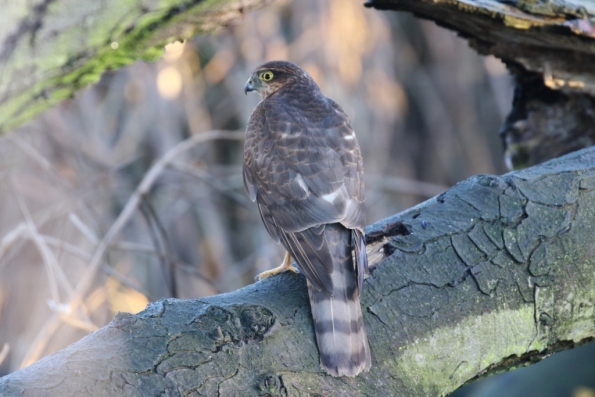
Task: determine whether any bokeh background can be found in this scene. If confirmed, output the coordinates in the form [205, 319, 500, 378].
[5, 0, 578, 394]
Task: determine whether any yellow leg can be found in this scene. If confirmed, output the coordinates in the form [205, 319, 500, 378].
[256, 251, 298, 280]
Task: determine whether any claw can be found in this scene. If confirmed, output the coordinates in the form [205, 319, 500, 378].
[255, 252, 297, 281]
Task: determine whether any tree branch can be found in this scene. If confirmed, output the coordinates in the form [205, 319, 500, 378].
[365, 0, 595, 169]
[0, 0, 274, 133]
[365, 0, 595, 94]
[2, 146, 595, 396]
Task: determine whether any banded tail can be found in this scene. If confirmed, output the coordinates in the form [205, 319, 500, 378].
[307, 224, 371, 377]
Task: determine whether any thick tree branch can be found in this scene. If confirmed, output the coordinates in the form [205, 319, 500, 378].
[0, 0, 274, 133]
[365, 0, 595, 95]
[365, 0, 595, 169]
[2, 147, 595, 396]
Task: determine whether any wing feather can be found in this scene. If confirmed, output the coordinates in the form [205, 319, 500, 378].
[243, 94, 367, 293]
[280, 229, 333, 293]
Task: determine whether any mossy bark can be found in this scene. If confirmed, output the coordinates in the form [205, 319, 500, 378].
[0, 0, 273, 134]
[2, 147, 595, 396]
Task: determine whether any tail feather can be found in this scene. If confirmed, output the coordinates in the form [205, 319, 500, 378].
[307, 224, 371, 377]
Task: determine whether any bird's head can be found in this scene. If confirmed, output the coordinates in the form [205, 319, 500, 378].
[244, 61, 315, 99]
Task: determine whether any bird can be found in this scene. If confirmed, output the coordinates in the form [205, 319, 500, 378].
[242, 60, 371, 377]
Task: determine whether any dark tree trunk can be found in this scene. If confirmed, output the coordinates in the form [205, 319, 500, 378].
[365, 0, 595, 170]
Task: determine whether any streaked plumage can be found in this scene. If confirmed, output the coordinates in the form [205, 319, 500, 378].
[243, 61, 371, 377]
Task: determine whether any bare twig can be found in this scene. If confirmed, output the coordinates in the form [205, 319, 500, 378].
[0, 344, 9, 367]
[10, 176, 99, 368]
[31, 233, 151, 298]
[139, 198, 177, 297]
[68, 213, 99, 243]
[108, 241, 219, 293]
[19, 130, 244, 367]
[0, 224, 28, 266]
[169, 160, 252, 207]
[73, 130, 243, 307]
[10, 175, 68, 305]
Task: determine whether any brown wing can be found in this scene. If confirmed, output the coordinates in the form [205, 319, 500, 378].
[243, 96, 367, 293]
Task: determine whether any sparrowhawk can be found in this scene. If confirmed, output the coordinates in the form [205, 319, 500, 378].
[243, 60, 371, 377]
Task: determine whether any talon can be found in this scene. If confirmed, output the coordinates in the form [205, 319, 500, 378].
[255, 252, 297, 281]
[286, 265, 299, 274]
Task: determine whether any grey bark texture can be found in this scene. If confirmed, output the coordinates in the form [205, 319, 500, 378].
[0, 0, 274, 134]
[365, 0, 595, 169]
[2, 146, 595, 396]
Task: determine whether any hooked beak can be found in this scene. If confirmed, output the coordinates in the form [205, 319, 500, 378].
[244, 78, 256, 95]
[244, 79, 256, 95]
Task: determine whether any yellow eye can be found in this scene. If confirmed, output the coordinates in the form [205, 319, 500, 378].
[259, 71, 274, 81]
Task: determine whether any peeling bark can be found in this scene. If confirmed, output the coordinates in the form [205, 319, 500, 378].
[365, 0, 595, 169]
[3, 147, 595, 396]
[0, 0, 274, 133]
